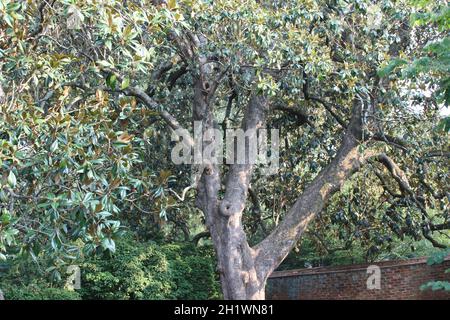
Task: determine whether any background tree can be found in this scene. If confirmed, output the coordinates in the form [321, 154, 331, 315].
[0, 0, 448, 299]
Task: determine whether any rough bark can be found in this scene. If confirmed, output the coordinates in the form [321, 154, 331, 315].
[165, 29, 376, 300]
[252, 100, 367, 285]
[195, 94, 371, 299]
[196, 94, 269, 299]
[215, 96, 269, 299]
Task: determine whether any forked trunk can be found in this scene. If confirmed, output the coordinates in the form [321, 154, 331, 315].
[208, 208, 267, 300]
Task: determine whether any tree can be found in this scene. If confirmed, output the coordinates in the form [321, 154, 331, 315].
[0, 0, 448, 299]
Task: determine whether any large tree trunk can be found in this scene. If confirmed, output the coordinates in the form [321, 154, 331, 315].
[214, 96, 269, 299]
[172, 29, 274, 299]
[194, 83, 269, 298]
[208, 204, 266, 299]
[201, 98, 368, 299]
[181, 27, 370, 299]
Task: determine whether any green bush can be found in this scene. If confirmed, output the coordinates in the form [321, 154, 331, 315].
[79, 238, 221, 300]
[0, 237, 221, 300]
[1, 280, 81, 300]
[420, 248, 450, 292]
[1, 260, 81, 300]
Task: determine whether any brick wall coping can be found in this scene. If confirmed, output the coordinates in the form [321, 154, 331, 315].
[269, 256, 450, 279]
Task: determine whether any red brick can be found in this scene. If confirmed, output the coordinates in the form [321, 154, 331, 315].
[267, 256, 450, 300]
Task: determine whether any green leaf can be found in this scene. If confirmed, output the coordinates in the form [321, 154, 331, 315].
[121, 78, 130, 90]
[105, 39, 112, 51]
[427, 248, 450, 265]
[377, 59, 408, 78]
[168, 0, 177, 10]
[7, 170, 16, 188]
[4, 14, 14, 27]
[50, 140, 59, 152]
[106, 74, 117, 90]
[102, 238, 116, 253]
[436, 116, 450, 133]
[1, 210, 11, 224]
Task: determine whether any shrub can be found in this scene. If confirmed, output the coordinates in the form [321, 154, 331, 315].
[420, 248, 450, 292]
[1, 280, 81, 300]
[0, 237, 221, 300]
[79, 237, 221, 300]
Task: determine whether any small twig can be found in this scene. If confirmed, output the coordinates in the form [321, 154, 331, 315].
[169, 185, 194, 201]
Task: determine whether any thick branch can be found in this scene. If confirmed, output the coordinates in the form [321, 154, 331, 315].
[374, 154, 411, 195]
[192, 231, 211, 245]
[372, 133, 408, 151]
[64, 81, 193, 147]
[254, 100, 365, 279]
[220, 95, 269, 216]
[273, 104, 313, 127]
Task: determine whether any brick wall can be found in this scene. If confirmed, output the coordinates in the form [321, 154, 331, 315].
[266, 256, 450, 300]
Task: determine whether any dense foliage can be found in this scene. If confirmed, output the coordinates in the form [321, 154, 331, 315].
[0, 280, 81, 300]
[0, 0, 448, 299]
[1, 236, 220, 300]
[79, 238, 220, 300]
[420, 248, 450, 292]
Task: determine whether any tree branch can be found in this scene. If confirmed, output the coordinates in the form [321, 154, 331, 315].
[273, 104, 313, 127]
[64, 81, 194, 147]
[221, 75, 237, 133]
[254, 99, 366, 279]
[207, 65, 229, 103]
[372, 133, 408, 151]
[422, 232, 448, 249]
[424, 150, 450, 158]
[169, 185, 194, 201]
[167, 64, 188, 91]
[28, 1, 49, 38]
[220, 95, 269, 217]
[310, 231, 353, 254]
[373, 154, 412, 195]
[248, 186, 267, 235]
[192, 231, 211, 245]
[373, 169, 402, 198]
[125, 86, 194, 145]
[430, 222, 450, 231]
[309, 96, 347, 128]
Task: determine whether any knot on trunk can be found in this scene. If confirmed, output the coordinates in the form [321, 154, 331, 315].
[219, 200, 243, 216]
[241, 271, 250, 284]
[203, 164, 213, 176]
